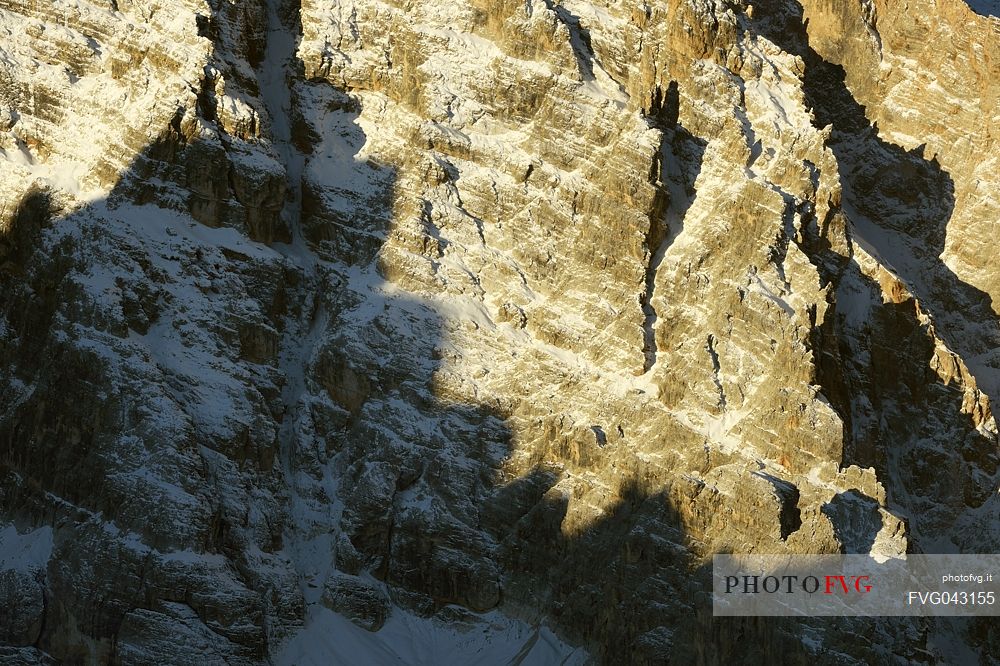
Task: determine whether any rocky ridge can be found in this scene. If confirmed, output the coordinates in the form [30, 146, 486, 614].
[0, 0, 998, 663]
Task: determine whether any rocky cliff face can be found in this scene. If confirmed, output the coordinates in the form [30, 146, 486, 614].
[0, 0, 997, 663]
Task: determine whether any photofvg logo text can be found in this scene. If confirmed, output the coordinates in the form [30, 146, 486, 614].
[723, 573, 872, 595]
[713, 554, 1000, 617]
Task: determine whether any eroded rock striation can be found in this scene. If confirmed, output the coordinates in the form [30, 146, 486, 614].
[0, 0, 997, 663]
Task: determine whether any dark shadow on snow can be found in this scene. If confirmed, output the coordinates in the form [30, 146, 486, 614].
[821, 490, 882, 555]
[963, 0, 1000, 18]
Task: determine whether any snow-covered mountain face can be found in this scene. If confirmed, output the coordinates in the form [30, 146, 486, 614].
[1, 0, 998, 663]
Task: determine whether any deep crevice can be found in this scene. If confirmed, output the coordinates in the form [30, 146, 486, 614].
[640, 81, 706, 372]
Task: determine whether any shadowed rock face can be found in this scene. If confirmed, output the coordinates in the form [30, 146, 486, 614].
[0, 0, 998, 664]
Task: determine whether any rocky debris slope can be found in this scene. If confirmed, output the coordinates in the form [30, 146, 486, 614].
[0, 0, 997, 663]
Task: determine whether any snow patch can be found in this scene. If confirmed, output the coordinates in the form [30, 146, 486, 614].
[276, 606, 587, 666]
[0, 524, 53, 572]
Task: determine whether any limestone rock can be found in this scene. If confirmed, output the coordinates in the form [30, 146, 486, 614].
[0, 570, 45, 646]
[0, 0, 997, 663]
[320, 573, 390, 632]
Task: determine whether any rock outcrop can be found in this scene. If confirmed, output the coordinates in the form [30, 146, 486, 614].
[0, 0, 997, 663]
